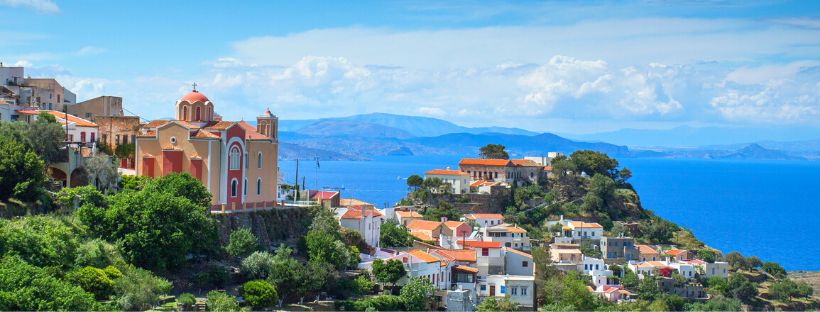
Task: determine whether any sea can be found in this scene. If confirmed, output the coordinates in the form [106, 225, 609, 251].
[280, 155, 820, 271]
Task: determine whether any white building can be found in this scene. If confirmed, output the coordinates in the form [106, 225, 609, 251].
[481, 223, 531, 251]
[483, 275, 535, 308]
[335, 206, 383, 248]
[684, 260, 729, 278]
[464, 213, 504, 228]
[503, 247, 533, 276]
[523, 152, 564, 166]
[546, 215, 604, 241]
[17, 109, 99, 145]
[424, 169, 470, 194]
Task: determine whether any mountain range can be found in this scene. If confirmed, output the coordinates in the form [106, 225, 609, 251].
[276, 113, 820, 161]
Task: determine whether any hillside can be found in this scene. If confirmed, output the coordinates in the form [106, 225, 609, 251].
[569, 125, 820, 148]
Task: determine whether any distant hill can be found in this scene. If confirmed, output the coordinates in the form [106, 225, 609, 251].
[295, 120, 415, 139]
[719, 144, 801, 160]
[280, 113, 538, 137]
[568, 125, 820, 148]
[407, 132, 630, 157]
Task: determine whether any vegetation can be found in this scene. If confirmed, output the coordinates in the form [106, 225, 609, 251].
[206, 290, 240, 312]
[225, 228, 260, 258]
[240, 280, 278, 310]
[83, 154, 118, 193]
[422, 201, 463, 221]
[380, 220, 413, 247]
[0, 134, 46, 202]
[372, 258, 407, 288]
[399, 277, 435, 311]
[477, 296, 520, 311]
[479, 143, 509, 159]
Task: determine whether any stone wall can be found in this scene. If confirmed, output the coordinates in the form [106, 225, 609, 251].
[211, 207, 313, 249]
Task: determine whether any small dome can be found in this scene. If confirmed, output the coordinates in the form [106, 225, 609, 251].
[181, 90, 209, 103]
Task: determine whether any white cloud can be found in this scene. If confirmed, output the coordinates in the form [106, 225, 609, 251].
[75, 46, 106, 57]
[711, 68, 820, 122]
[0, 0, 59, 14]
[417, 107, 445, 117]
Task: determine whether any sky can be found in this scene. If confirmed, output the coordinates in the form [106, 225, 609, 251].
[1, 0, 819, 134]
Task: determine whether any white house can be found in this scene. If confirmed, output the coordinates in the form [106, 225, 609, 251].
[545, 215, 604, 241]
[481, 223, 531, 251]
[503, 247, 533, 276]
[424, 169, 470, 194]
[336, 206, 383, 248]
[684, 260, 729, 278]
[18, 109, 99, 145]
[483, 275, 535, 308]
[464, 213, 505, 228]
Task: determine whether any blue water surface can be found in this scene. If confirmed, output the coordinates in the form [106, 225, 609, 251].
[280, 155, 820, 271]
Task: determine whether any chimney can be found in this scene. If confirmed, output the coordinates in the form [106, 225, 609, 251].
[441, 216, 447, 222]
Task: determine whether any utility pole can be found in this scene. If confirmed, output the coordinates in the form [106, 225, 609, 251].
[294, 158, 299, 200]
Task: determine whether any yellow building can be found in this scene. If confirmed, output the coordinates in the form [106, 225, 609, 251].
[136, 89, 278, 211]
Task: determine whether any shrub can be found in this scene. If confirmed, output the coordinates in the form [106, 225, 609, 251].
[225, 228, 259, 258]
[65, 266, 116, 300]
[241, 251, 276, 280]
[240, 280, 278, 310]
[177, 293, 196, 311]
[194, 264, 231, 288]
[761, 262, 787, 278]
[206, 291, 239, 312]
[339, 295, 405, 311]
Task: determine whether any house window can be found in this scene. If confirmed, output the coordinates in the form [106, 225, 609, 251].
[195, 107, 201, 121]
[510, 287, 518, 296]
[257, 152, 262, 168]
[480, 285, 486, 291]
[182, 106, 188, 120]
[122, 134, 128, 144]
[115, 134, 120, 145]
[482, 248, 489, 256]
[80, 132, 86, 142]
[522, 261, 528, 267]
[243, 178, 247, 196]
[231, 179, 238, 197]
[257, 178, 262, 195]
[229, 146, 241, 170]
[521, 287, 527, 296]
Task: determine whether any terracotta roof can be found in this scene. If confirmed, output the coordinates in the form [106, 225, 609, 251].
[238, 120, 268, 140]
[433, 249, 477, 262]
[459, 158, 512, 166]
[461, 240, 502, 249]
[453, 265, 479, 273]
[504, 247, 533, 259]
[555, 248, 582, 254]
[465, 213, 504, 220]
[636, 261, 666, 268]
[193, 130, 219, 139]
[180, 90, 209, 103]
[340, 207, 382, 220]
[443, 221, 468, 230]
[511, 159, 542, 167]
[543, 166, 553, 171]
[408, 250, 440, 263]
[665, 249, 687, 256]
[409, 231, 435, 242]
[312, 191, 339, 200]
[604, 286, 620, 294]
[685, 259, 706, 265]
[637, 245, 659, 254]
[24, 110, 98, 128]
[144, 120, 170, 128]
[425, 169, 469, 176]
[570, 221, 604, 229]
[396, 210, 423, 218]
[406, 220, 442, 231]
[138, 130, 157, 138]
[203, 121, 235, 130]
[488, 224, 527, 233]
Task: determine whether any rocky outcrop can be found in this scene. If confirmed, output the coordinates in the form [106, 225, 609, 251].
[212, 207, 313, 249]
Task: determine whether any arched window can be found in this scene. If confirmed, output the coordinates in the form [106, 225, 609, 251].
[195, 106, 201, 121]
[182, 106, 188, 120]
[231, 179, 238, 197]
[257, 152, 262, 168]
[243, 178, 247, 196]
[229, 146, 241, 170]
[257, 178, 262, 195]
[208, 107, 212, 120]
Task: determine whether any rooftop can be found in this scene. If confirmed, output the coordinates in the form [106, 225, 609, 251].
[459, 158, 513, 166]
[407, 220, 442, 231]
[425, 169, 469, 176]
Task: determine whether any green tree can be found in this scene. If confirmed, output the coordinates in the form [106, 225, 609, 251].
[579, 240, 602, 258]
[351, 274, 375, 296]
[225, 228, 259, 258]
[769, 279, 812, 301]
[113, 265, 172, 311]
[406, 174, 423, 191]
[0, 135, 46, 202]
[118, 175, 150, 191]
[726, 274, 757, 302]
[372, 259, 407, 288]
[114, 142, 135, 160]
[0, 256, 98, 311]
[761, 262, 787, 278]
[723, 251, 747, 271]
[400, 277, 435, 311]
[638, 277, 662, 301]
[540, 271, 596, 311]
[697, 249, 717, 263]
[297, 261, 335, 302]
[422, 201, 463, 221]
[84, 153, 119, 193]
[622, 268, 639, 288]
[684, 296, 742, 311]
[0, 215, 79, 268]
[65, 266, 117, 300]
[29, 112, 68, 165]
[177, 293, 197, 311]
[55, 185, 108, 211]
[241, 280, 278, 310]
[479, 144, 509, 159]
[380, 220, 413, 247]
[143, 173, 212, 208]
[79, 189, 217, 272]
[477, 296, 520, 311]
[305, 229, 358, 270]
[206, 291, 239, 312]
[746, 256, 762, 269]
[74, 238, 124, 268]
[570, 150, 619, 178]
[241, 251, 277, 280]
[704, 276, 729, 296]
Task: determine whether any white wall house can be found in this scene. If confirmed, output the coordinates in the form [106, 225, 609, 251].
[424, 169, 470, 194]
[465, 213, 505, 228]
[481, 223, 531, 251]
[336, 206, 383, 248]
[545, 215, 604, 241]
[483, 275, 535, 308]
[18, 109, 99, 145]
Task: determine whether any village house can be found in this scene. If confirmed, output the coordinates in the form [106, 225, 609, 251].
[600, 236, 638, 261]
[683, 259, 729, 278]
[483, 275, 535, 308]
[458, 158, 544, 185]
[637, 244, 661, 262]
[593, 285, 626, 302]
[406, 220, 444, 243]
[135, 88, 278, 210]
[395, 210, 424, 227]
[311, 190, 340, 208]
[464, 213, 504, 228]
[439, 221, 472, 248]
[481, 223, 531, 251]
[424, 169, 470, 194]
[545, 215, 604, 242]
[463, 240, 504, 276]
[664, 249, 690, 262]
[335, 205, 383, 248]
[503, 247, 534, 276]
[549, 243, 583, 271]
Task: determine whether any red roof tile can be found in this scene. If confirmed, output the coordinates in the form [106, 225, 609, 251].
[461, 240, 502, 248]
[425, 169, 469, 176]
[312, 191, 339, 200]
[340, 207, 382, 219]
[459, 158, 512, 166]
[407, 220, 442, 231]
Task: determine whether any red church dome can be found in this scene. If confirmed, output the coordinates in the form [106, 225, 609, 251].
[181, 90, 209, 103]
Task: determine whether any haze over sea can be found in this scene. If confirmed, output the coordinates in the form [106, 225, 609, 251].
[281, 155, 820, 271]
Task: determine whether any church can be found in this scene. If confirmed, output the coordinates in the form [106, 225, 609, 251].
[135, 88, 279, 211]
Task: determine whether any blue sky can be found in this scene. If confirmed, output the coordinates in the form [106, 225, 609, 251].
[1, 0, 819, 133]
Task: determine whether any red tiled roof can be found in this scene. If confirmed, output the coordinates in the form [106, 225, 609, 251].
[665, 249, 687, 256]
[425, 169, 469, 176]
[407, 220, 442, 231]
[637, 245, 659, 254]
[461, 240, 502, 248]
[511, 159, 542, 166]
[138, 130, 157, 138]
[459, 158, 512, 166]
[312, 191, 339, 200]
[203, 121, 235, 130]
[237, 120, 268, 140]
[180, 90, 209, 103]
[22, 110, 98, 127]
[144, 120, 170, 128]
[396, 210, 423, 218]
[340, 198, 373, 207]
[408, 250, 440, 263]
[340, 207, 382, 219]
[409, 231, 435, 242]
[465, 213, 504, 220]
[504, 247, 533, 258]
[570, 221, 603, 229]
[433, 249, 477, 262]
[543, 165, 553, 171]
[453, 265, 479, 273]
[443, 221, 467, 230]
[193, 130, 219, 139]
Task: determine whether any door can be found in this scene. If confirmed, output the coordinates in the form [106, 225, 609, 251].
[489, 285, 495, 296]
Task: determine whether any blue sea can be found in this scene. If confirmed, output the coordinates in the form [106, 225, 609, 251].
[280, 155, 820, 271]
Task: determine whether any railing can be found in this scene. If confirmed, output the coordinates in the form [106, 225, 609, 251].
[209, 201, 280, 213]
